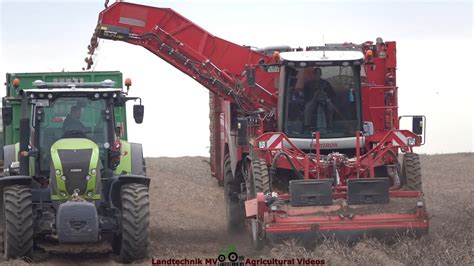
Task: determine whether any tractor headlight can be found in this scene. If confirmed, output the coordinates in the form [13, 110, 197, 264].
[60, 192, 66, 197]
[407, 137, 416, 146]
[258, 141, 266, 149]
[85, 175, 91, 181]
[90, 169, 96, 176]
[55, 169, 61, 176]
[60, 176, 67, 181]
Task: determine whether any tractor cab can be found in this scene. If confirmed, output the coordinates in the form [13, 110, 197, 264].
[18, 79, 143, 200]
[278, 49, 364, 154]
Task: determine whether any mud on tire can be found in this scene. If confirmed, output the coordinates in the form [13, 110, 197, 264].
[115, 183, 150, 262]
[1, 185, 33, 259]
[402, 153, 422, 191]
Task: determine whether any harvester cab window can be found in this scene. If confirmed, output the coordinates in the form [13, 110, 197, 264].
[285, 65, 360, 138]
[37, 97, 109, 173]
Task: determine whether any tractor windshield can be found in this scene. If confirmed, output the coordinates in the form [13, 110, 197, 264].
[283, 65, 361, 138]
[36, 97, 109, 172]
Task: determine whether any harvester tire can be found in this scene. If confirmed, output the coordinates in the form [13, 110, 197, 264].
[224, 156, 245, 234]
[115, 183, 149, 262]
[402, 153, 422, 191]
[249, 158, 270, 250]
[1, 185, 33, 259]
[251, 159, 271, 196]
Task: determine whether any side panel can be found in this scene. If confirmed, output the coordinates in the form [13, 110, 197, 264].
[115, 140, 132, 175]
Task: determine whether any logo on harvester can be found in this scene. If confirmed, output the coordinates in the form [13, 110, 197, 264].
[70, 168, 82, 172]
[217, 244, 244, 264]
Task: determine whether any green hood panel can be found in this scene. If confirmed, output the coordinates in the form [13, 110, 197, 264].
[50, 138, 100, 201]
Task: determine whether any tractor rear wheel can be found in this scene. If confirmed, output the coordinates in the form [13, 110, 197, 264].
[401, 153, 422, 191]
[224, 156, 245, 234]
[1, 185, 33, 259]
[114, 183, 149, 262]
[249, 158, 270, 250]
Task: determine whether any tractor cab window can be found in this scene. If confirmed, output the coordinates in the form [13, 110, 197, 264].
[36, 97, 109, 173]
[284, 65, 361, 138]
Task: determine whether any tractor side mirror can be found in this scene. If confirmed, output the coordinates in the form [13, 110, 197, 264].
[412, 116, 424, 135]
[246, 67, 256, 87]
[2, 106, 13, 126]
[133, 105, 144, 124]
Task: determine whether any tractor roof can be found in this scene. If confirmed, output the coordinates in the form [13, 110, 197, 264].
[280, 50, 364, 62]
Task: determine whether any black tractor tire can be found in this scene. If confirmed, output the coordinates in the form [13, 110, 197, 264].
[224, 156, 245, 234]
[1, 185, 33, 259]
[401, 153, 422, 191]
[114, 183, 149, 262]
[249, 158, 270, 250]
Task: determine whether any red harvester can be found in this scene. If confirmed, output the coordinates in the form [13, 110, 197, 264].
[94, 1, 428, 248]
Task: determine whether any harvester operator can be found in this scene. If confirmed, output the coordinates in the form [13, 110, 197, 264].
[303, 67, 336, 130]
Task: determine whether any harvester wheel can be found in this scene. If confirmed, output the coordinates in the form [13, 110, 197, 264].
[1, 185, 33, 259]
[114, 183, 149, 262]
[402, 153, 422, 191]
[224, 156, 245, 234]
[251, 159, 271, 196]
[249, 158, 270, 250]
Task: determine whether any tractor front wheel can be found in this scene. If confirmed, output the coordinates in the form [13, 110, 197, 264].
[1, 185, 33, 259]
[114, 183, 149, 262]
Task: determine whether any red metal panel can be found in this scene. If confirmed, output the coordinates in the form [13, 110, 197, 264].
[98, 2, 278, 113]
[385, 42, 397, 69]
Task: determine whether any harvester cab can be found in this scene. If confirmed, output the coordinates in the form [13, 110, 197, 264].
[0, 74, 150, 262]
[278, 49, 364, 152]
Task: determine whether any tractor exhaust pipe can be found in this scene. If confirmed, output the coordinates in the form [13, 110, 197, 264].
[19, 91, 30, 176]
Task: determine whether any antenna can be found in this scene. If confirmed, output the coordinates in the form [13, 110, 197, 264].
[322, 34, 326, 58]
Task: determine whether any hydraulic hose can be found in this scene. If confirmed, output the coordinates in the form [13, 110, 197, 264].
[270, 151, 304, 183]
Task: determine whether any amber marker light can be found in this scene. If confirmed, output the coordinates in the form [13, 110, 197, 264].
[13, 78, 20, 88]
[125, 78, 132, 87]
[273, 51, 281, 62]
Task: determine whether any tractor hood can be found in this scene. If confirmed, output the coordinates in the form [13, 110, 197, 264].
[50, 138, 101, 201]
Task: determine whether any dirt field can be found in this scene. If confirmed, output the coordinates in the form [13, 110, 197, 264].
[0, 153, 472, 265]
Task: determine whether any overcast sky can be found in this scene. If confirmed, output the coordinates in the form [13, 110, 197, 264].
[0, 0, 472, 156]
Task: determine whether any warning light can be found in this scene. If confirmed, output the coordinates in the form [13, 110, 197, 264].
[273, 51, 281, 62]
[13, 78, 20, 88]
[125, 78, 132, 87]
[365, 50, 373, 58]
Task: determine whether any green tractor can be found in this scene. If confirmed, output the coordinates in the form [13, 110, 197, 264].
[1, 72, 149, 262]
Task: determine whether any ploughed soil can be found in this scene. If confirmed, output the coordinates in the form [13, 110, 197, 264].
[1, 154, 472, 265]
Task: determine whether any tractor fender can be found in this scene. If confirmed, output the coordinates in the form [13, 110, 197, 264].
[130, 143, 146, 175]
[108, 174, 150, 209]
[115, 142, 146, 176]
[0, 175, 32, 192]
